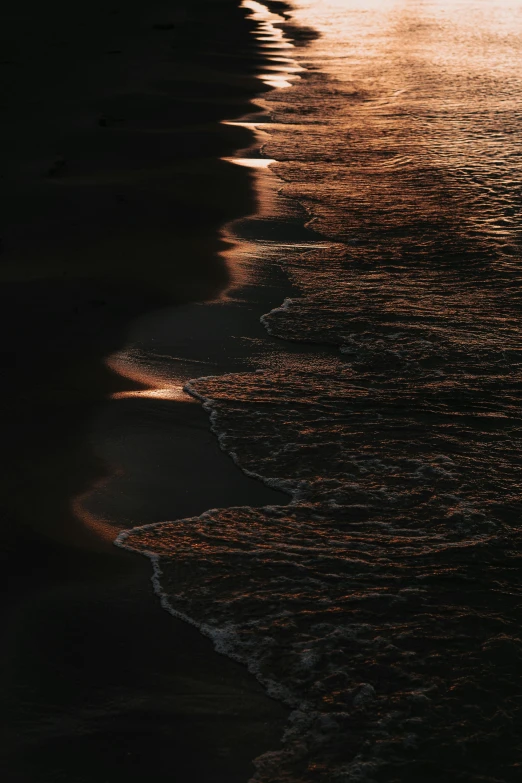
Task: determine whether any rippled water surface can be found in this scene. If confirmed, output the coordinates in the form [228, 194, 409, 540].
[119, 2, 522, 781]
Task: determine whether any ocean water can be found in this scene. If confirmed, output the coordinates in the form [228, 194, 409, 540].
[117, 1, 522, 781]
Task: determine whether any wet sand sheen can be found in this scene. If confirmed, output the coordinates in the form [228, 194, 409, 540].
[115, 1, 522, 781]
[0, 1, 292, 780]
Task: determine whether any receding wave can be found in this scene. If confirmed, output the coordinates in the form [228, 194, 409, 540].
[118, 0, 522, 780]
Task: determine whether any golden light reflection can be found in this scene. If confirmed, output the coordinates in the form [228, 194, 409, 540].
[112, 387, 190, 401]
[106, 349, 198, 402]
[223, 157, 276, 169]
[258, 75, 296, 90]
[72, 477, 126, 545]
[222, 120, 268, 130]
[72, 494, 125, 544]
[240, 0, 302, 90]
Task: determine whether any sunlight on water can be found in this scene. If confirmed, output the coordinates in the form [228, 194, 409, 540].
[223, 157, 276, 169]
[241, 0, 302, 88]
[118, 2, 522, 782]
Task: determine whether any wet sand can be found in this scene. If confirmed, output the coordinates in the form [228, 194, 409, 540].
[0, 1, 289, 780]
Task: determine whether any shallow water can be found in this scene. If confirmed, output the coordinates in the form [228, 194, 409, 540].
[118, 1, 522, 781]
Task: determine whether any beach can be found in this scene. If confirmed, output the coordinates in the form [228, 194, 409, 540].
[0, 1, 289, 780]
[3, 0, 522, 781]
[114, 1, 522, 781]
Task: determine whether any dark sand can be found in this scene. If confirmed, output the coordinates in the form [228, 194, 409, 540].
[0, 1, 289, 780]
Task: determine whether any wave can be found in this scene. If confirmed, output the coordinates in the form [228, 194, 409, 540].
[116, 0, 522, 780]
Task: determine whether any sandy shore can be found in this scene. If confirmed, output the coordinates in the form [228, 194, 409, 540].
[0, 1, 289, 780]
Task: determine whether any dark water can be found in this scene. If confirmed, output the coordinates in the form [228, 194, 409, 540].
[119, 1, 522, 780]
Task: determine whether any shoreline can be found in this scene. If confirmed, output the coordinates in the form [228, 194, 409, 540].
[0, 1, 296, 780]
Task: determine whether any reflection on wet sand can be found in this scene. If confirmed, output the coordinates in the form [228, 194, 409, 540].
[0, 1, 290, 781]
[242, 0, 304, 87]
[106, 348, 198, 402]
[224, 157, 276, 168]
[117, 1, 522, 782]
